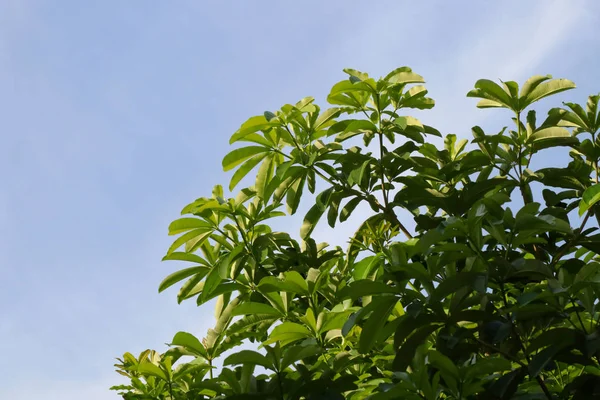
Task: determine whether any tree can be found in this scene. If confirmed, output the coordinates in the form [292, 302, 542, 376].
[111, 67, 600, 399]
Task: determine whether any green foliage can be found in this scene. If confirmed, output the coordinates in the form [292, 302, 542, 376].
[112, 67, 600, 399]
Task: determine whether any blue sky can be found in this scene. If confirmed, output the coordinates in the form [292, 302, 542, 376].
[1, 1, 599, 398]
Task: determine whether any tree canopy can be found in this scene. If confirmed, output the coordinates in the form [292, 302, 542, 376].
[112, 67, 600, 399]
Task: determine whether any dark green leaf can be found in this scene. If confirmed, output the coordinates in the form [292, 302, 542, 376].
[429, 272, 486, 303]
[393, 324, 441, 371]
[358, 296, 398, 353]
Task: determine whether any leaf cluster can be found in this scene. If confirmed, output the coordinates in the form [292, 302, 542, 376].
[113, 68, 600, 399]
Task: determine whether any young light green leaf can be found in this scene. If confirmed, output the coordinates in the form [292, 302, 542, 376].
[171, 331, 208, 358]
[167, 229, 212, 255]
[229, 115, 279, 144]
[159, 266, 209, 293]
[519, 75, 551, 99]
[255, 154, 274, 200]
[162, 252, 210, 265]
[229, 153, 267, 191]
[527, 127, 577, 151]
[467, 79, 513, 110]
[263, 322, 312, 347]
[222, 146, 268, 171]
[168, 218, 212, 235]
[136, 362, 168, 381]
[522, 78, 576, 109]
[579, 184, 600, 216]
[223, 350, 274, 370]
[300, 188, 333, 239]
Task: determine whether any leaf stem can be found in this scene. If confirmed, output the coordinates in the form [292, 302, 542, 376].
[550, 210, 592, 267]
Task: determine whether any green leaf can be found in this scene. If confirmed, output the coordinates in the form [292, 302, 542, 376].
[229, 153, 267, 191]
[171, 331, 208, 358]
[385, 66, 425, 85]
[264, 111, 276, 121]
[159, 266, 209, 293]
[358, 296, 398, 353]
[485, 368, 525, 400]
[300, 188, 333, 239]
[574, 261, 600, 284]
[519, 75, 551, 99]
[340, 197, 362, 222]
[459, 179, 517, 213]
[429, 350, 459, 377]
[394, 313, 444, 348]
[586, 94, 600, 124]
[231, 302, 283, 317]
[162, 252, 210, 265]
[177, 274, 204, 302]
[136, 362, 168, 381]
[335, 120, 378, 142]
[286, 174, 306, 214]
[314, 107, 342, 130]
[199, 266, 223, 304]
[467, 79, 513, 110]
[198, 282, 244, 306]
[394, 115, 424, 131]
[263, 322, 312, 347]
[255, 154, 274, 200]
[167, 229, 212, 255]
[353, 256, 381, 281]
[223, 350, 274, 370]
[464, 357, 512, 380]
[222, 146, 268, 171]
[280, 344, 322, 370]
[579, 184, 600, 216]
[227, 314, 278, 335]
[258, 271, 309, 294]
[428, 350, 459, 393]
[393, 324, 441, 371]
[319, 311, 352, 334]
[527, 328, 580, 354]
[529, 346, 562, 377]
[327, 80, 370, 108]
[522, 77, 576, 108]
[338, 280, 401, 300]
[527, 127, 577, 150]
[168, 218, 212, 235]
[229, 115, 279, 143]
[429, 272, 486, 303]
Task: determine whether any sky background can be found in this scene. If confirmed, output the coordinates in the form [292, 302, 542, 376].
[1, 1, 599, 398]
